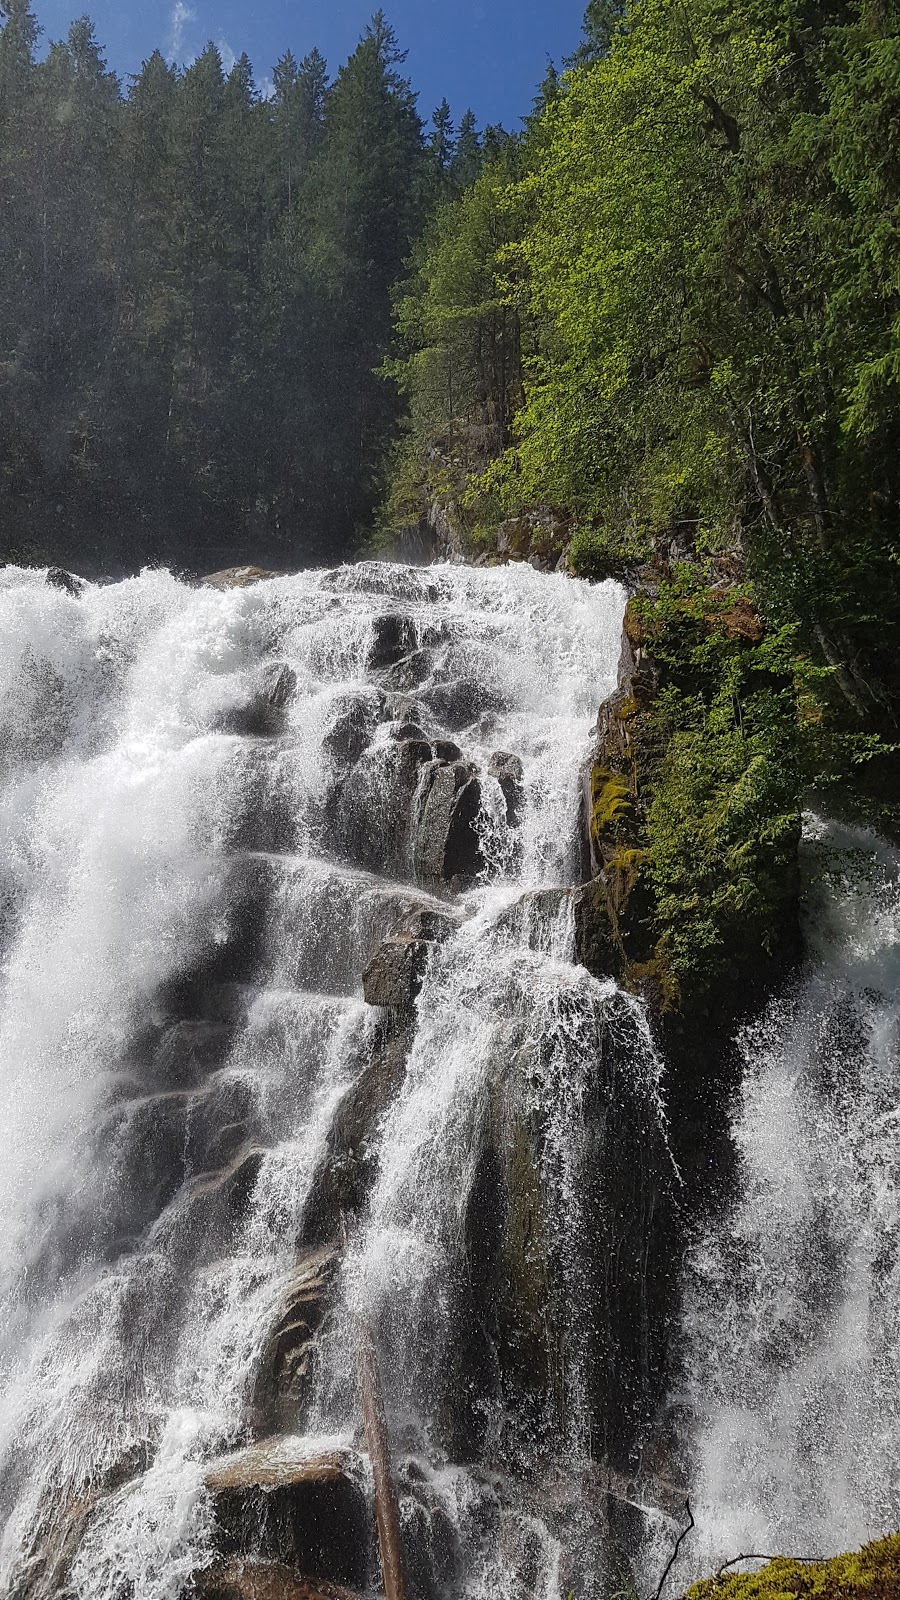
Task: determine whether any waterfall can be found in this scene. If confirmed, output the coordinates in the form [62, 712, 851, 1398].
[0, 561, 668, 1600]
[5, 558, 895, 1600]
[677, 816, 900, 1576]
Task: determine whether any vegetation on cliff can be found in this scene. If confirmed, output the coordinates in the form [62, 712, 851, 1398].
[384, 0, 900, 1004]
[685, 1535, 900, 1600]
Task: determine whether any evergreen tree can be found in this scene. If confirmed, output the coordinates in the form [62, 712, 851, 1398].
[427, 97, 456, 185]
[451, 108, 482, 188]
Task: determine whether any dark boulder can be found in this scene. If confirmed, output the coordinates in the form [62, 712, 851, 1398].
[193, 1562, 361, 1600]
[380, 649, 432, 691]
[46, 566, 86, 595]
[205, 1444, 371, 1591]
[488, 751, 524, 826]
[573, 881, 619, 979]
[367, 614, 419, 670]
[362, 936, 431, 1010]
[212, 664, 296, 738]
[252, 1246, 339, 1432]
[300, 1026, 413, 1249]
[323, 693, 383, 769]
[413, 762, 484, 887]
[421, 678, 505, 733]
[432, 738, 463, 764]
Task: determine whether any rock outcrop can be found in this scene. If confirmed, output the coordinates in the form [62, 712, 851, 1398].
[413, 760, 484, 887]
[202, 566, 279, 589]
[204, 1444, 371, 1592]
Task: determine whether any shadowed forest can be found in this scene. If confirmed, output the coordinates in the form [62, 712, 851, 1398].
[0, 4, 500, 571]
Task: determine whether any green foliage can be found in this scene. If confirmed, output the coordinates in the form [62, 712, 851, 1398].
[590, 572, 804, 1002]
[385, 0, 900, 766]
[568, 521, 649, 581]
[687, 1534, 900, 1600]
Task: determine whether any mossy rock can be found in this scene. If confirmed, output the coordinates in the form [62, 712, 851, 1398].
[591, 766, 634, 844]
[685, 1534, 900, 1600]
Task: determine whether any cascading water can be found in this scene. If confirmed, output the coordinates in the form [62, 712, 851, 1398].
[675, 816, 900, 1578]
[0, 560, 669, 1600]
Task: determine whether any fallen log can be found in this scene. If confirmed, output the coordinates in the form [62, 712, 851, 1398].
[359, 1321, 409, 1600]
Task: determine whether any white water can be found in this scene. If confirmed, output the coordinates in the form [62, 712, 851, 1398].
[5, 559, 896, 1600]
[679, 816, 900, 1577]
[0, 560, 667, 1600]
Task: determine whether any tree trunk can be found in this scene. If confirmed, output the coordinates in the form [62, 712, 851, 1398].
[359, 1321, 409, 1600]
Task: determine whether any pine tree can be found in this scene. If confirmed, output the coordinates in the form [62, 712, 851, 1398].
[450, 108, 482, 189]
[302, 11, 425, 547]
[427, 97, 456, 183]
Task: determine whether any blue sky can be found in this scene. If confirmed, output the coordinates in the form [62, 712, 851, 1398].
[33, 0, 589, 128]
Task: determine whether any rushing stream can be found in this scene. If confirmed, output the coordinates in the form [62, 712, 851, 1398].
[0, 561, 897, 1600]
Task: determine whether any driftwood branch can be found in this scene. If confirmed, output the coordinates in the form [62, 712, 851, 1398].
[359, 1320, 409, 1600]
[652, 1498, 695, 1600]
[715, 1553, 821, 1579]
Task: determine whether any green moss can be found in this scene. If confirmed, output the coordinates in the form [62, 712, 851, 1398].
[685, 1534, 900, 1600]
[591, 767, 634, 844]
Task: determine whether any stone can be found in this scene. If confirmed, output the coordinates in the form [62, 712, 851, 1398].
[202, 567, 278, 589]
[422, 679, 504, 733]
[322, 693, 382, 768]
[413, 762, 484, 887]
[431, 738, 462, 764]
[45, 566, 86, 595]
[367, 614, 418, 670]
[362, 936, 431, 1010]
[188, 1144, 266, 1220]
[572, 881, 618, 979]
[193, 1562, 361, 1600]
[252, 1246, 339, 1432]
[380, 649, 432, 691]
[388, 721, 429, 745]
[300, 1027, 413, 1249]
[397, 906, 457, 943]
[205, 1441, 371, 1591]
[213, 664, 297, 738]
[494, 888, 573, 954]
[488, 751, 524, 826]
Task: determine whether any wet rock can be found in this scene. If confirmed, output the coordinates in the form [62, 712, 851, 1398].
[206, 1442, 371, 1591]
[300, 1027, 413, 1249]
[188, 1143, 266, 1219]
[393, 1464, 460, 1600]
[413, 762, 484, 887]
[331, 737, 432, 877]
[380, 649, 432, 692]
[115, 1016, 235, 1097]
[494, 888, 573, 955]
[389, 721, 429, 745]
[573, 881, 618, 979]
[396, 905, 457, 943]
[323, 693, 383, 769]
[156, 857, 272, 1015]
[214, 665, 297, 738]
[432, 738, 463, 764]
[363, 936, 431, 1009]
[422, 679, 504, 733]
[202, 566, 278, 589]
[488, 751, 524, 826]
[193, 1562, 361, 1600]
[252, 1246, 339, 1432]
[46, 566, 86, 595]
[367, 614, 419, 670]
